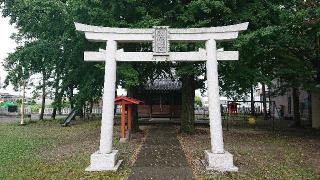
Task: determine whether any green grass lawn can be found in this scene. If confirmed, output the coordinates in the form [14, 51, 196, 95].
[1, 118, 319, 180]
[0, 119, 145, 179]
[178, 127, 320, 179]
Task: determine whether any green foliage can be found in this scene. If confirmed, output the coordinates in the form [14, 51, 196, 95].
[180, 0, 232, 27]
[117, 64, 140, 88]
[0, 101, 16, 108]
[30, 104, 39, 113]
[194, 96, 203, 107]
[220, 0, 319, 97]
[1, 0, 319, 113]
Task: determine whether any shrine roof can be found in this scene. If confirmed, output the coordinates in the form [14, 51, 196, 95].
[145, 79, 182, 91]
[114, 96, 142, 104]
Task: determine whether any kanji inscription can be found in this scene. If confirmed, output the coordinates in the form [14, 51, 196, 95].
[153, 26, 169, 55]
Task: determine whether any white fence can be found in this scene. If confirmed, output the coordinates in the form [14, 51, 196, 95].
[195, 107, 209, 115]
[0, 106, 103, 117]
[0, 107, 8, 115]
[40, 108, 70, 115]
[19, 107, 32, 115]
[0, 106, 32, 115]
[0, 106, 225, 117]
[40, 107, 103, 115]
[92, 108, 102, 114]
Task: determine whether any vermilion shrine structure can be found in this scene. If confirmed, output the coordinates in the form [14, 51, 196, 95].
[75, 22, 249, 172]
[114, 96, 141, 142]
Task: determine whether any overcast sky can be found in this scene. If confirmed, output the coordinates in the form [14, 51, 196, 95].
[0, 16, 18, 94]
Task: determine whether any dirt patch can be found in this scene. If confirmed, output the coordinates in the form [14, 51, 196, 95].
[178, 127, 320, 179]
[38, 130, 99, 164]
[26, 121, 147, 179]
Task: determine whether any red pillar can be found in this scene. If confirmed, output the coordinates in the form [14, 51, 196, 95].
[121, 102, 126, 139]
[128, 105, 132, 131]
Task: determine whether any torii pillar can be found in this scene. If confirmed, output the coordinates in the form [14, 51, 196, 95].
[75, 22, 248, 172]
[85, 40, 122, 171]
[205, 39, 238, 171]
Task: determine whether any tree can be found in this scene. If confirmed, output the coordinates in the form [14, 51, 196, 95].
[1, 0, 69, 120]
[2, 0, 318, 128]
[172, 1, 232, 133]
[3, 46, 32, 125]
[219, 0, 319, 126]
[267, 0, 319, 126]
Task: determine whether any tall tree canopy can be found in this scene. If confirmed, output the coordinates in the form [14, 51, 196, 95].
[1, 0, 319, 127]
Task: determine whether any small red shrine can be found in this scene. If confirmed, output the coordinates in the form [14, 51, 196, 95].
[228, 102, 238, 114]
[114, 96, 142, 142]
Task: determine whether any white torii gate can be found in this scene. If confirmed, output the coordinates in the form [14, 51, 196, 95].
[75, 22, 248, 172]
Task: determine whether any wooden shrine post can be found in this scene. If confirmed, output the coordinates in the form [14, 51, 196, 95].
[114, 97, 141, 143]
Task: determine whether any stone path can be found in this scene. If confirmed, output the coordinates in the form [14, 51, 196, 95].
[129, 125, 194, 180]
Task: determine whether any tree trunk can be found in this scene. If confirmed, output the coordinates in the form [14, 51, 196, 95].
[52, 93, 62, 119]
[181, 75, 195, 134]
[80, 105, 84, 119]
[39, 75, 46, 121]
[52, 90, 58, 120]
[51, 73, 61, 120]
[127, 86, 140, 132]
[308, 91, 312, 126]
[52, 108, 57, 120]
[316, 35, 320, 82]
[131, 104, 139, 132]
[90, 100, 94, 115]
[69, 86, 74, 109]
[58, 106, 62, 115]
[20, 81, 26, 125]
[262, 83, 267, 119]
[251, 86, 255, 116]
[292, 87, 301, 126]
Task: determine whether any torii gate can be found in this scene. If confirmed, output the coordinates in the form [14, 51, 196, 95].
[75, 22, 249, 172]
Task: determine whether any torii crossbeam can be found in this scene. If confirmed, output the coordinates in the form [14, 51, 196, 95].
[75, 22, 249, 172]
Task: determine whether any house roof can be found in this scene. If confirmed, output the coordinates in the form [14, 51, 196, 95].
[145, 79, 182, 91]
[114, 96, 142, 105]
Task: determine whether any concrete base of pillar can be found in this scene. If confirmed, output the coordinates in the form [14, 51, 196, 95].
[205, 150, 238, 172]
[120, 138, 128, 143]
[85, 150, 122, 171]
[120, 131, 130, 143]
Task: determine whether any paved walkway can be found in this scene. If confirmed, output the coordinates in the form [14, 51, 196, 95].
[129, 125, 194, 180]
